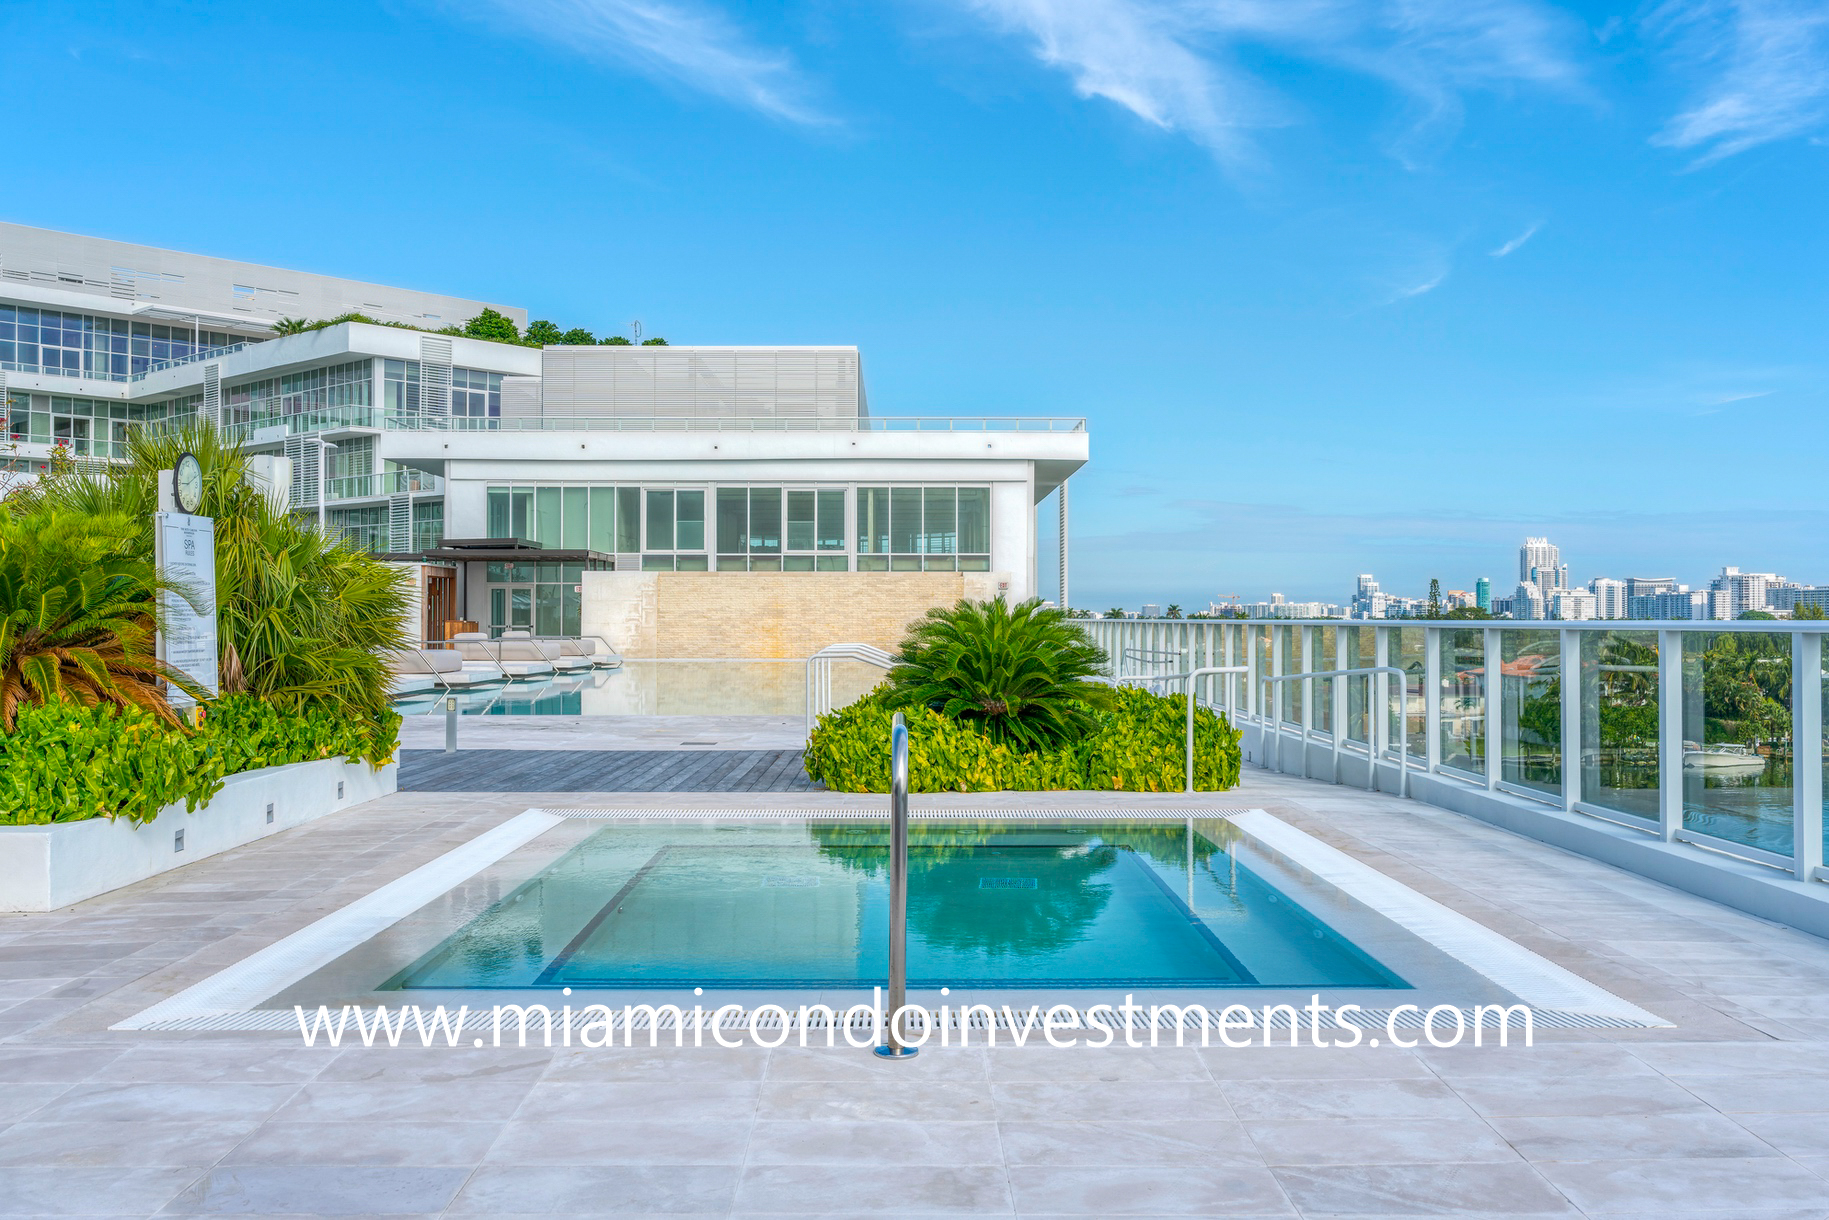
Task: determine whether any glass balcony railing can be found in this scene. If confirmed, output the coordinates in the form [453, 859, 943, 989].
[1084, 616, 1829, 883]
[325, 469, 444, 501]
[127, 342, 253, 381]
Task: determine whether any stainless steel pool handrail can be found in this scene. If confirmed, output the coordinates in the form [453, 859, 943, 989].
[1260, 667, 1409, 798]
[1174, 667, 1250, 793]
[876, 712, 919, 1059]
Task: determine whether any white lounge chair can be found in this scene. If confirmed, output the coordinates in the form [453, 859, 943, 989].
[501, 630, 594, 673]
[450, 632, 555, 680]
[387, 647, 506, 689]
[565, 636, 623, 669]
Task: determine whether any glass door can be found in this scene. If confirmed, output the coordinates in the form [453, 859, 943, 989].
[490, 586, 535, 636]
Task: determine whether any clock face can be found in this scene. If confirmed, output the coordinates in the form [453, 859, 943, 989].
[174, 453, 204, 515]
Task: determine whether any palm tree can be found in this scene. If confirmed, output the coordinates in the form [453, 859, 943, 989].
[0, 508, 201, 729]
[885, 596, 1114, 751]
[271, 317, 314, 336]
[26, 422, 408, 724]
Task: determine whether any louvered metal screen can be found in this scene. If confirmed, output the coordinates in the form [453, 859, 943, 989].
[418, 337, 452, 420]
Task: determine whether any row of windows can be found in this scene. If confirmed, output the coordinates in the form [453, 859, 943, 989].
[386, 359, 503, 418]
[4, 391, 189, 456]
[0, 307, 247, 379]
[484, 484, 993, 566]
[226, 360, 372, 423]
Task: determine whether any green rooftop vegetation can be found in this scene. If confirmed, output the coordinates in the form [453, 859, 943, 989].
[271, 308, 668, 349]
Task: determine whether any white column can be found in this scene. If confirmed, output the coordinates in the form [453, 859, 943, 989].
[1561, 628, 1582, 812]
[1659, 629, 1684, 842]
[1484, 627, 1502, 791]
[1793, 633, 1822, 880]
[1056, 477, 1069, 611]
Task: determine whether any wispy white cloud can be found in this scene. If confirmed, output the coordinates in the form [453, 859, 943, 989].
[454, 0, 829, 125]
[1490, 221, 1542, 257]
[1389, 269, 1447, 300]
[1651, 0, 1829, 162]
[952, 0, 1582, 165]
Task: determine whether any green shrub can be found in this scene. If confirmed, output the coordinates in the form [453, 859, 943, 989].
[886, 596, 1114, 751]
[805, 684, 1240, 793]
[0, 696, 399, 826]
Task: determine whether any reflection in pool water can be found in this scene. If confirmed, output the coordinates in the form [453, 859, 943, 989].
[393, 659, 882, 718]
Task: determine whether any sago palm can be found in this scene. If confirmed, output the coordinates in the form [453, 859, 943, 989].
[0, 509, 201, 729]
[886, 596, 1114, 751]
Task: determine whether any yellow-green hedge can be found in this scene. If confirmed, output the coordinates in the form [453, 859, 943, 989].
[0, 697, 399, 826]
[804, 685, 1241, 793]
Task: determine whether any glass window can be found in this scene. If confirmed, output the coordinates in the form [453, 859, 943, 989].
[1439, 628, 1487, 776]
[890, 488, 922, 554]
[535, 487, 561, 550]
[1682, 630, 1792, 856]
[1579, 630, 1658, 824]
[748, 488, 782, 553]
[616, 487, 641, 552]
[958, 488, 990, 556]
[923, 488, 957, 554]
[588, 487, 616, 553]
[1499, 629, 1562, 799]
[858, 488, 889, 554]
[561, 487, 588, 549]
[817, 489, 845, 551]
[676, 490, 704, 551]
[787, 490, 816, 551]
[717, 488, 747, 554]
[646, 490, 674, 551]
[510, 488, 533, 540]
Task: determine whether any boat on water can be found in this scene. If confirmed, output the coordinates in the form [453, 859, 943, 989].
[1682, 741, 1768, 773]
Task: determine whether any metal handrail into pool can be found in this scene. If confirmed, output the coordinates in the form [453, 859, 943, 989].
[876, 711, 918, 1059]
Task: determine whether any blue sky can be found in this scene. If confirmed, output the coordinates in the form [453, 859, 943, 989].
[4, 0, 1826, 609]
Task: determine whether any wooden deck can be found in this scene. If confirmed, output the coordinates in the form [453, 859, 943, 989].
[397, 748, 819, 792]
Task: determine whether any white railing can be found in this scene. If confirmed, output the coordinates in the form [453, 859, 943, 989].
[1084, 616, 1828, 886]
[805, 643, 896, 732]
[380, 414, 1087, 434]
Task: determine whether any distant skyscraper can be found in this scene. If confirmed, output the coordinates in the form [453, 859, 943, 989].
[1589, 578, 1627, 620]
[1520, 537, 1559, 585]
[1475, 577, 1491, 612]
[1520, 536, 1568, 601]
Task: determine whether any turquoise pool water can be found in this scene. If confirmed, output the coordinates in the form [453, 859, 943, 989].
[388, 821, 1406, 990]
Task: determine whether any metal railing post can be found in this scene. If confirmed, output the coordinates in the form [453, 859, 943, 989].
[1180, 666, 1249, 792]
[875, 712, 918, 1059]
[1261, 667, 1408, 798]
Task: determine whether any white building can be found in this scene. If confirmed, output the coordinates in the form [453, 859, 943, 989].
[1552, 589, 1598, 621]
[1589, 577, 1627, 620]
[1710, 566, 1783, 618]
[1, 222, 1087, 640]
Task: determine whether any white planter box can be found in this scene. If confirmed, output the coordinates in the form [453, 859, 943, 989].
[0, 755, 397, 912]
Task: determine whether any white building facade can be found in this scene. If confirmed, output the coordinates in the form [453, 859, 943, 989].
[1, 223, 1087, 638]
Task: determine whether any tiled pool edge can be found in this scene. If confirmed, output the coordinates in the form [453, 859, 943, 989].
[113, 804, 1670, 1032]
[112, 810, 566, 1031]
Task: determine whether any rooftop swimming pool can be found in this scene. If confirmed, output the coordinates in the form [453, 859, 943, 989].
[385, 819, 1404, 991]
[393, 660, 879, 718]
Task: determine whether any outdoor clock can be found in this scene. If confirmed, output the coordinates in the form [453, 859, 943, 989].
[173, 452, 204, 515]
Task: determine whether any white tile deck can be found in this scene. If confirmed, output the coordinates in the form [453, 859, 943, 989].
[3, 766, 1829, 1216]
